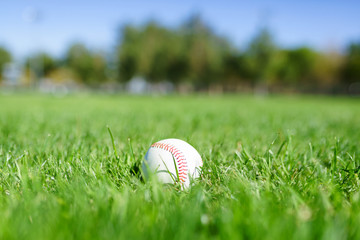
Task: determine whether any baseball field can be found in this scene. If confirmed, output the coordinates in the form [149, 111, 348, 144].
[0, 93, 359, 239]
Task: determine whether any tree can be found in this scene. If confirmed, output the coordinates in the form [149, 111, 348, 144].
[222, 53, 254, 89]
[181, 14, 231, 89]
[245, 28, 277, 86]
[116, 25, 142, 82]
[25, 52, 57, 78]
[274, 47, 318, 85]
[65, 43, 107, 85]
[0, 47, 12, 81]
[117, 22, 189, 84]
[141, 22, 174, 82]
[341, 42, 360, 84]
[115, 16, 232, 89]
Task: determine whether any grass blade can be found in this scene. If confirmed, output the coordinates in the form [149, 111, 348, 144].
[107, 126, 119, 160]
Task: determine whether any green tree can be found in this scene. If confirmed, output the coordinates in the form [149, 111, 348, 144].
[342, 42, 360, 84]
[141, 22, 173, 82]
[117, 22, 189, 84]
[312, 51, 343, 88]
[274, 47, 318, 85]
[222, 53, 254, 88]
[116, 16, 232, 89]
[245, 28, 277, 86]
[116, 25, 141, 82]
[25, 52, 57, 78]
[181, 14, 231, 89]
[0, 47, 12, 81]
[66, 43, 107, 85]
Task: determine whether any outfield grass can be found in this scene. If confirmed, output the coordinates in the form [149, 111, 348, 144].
[0, 93, 360, 239]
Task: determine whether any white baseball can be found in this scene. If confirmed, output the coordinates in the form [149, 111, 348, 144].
[142, 138, 203, 188]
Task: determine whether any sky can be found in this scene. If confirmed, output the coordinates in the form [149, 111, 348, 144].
[1, 0, 360, 59]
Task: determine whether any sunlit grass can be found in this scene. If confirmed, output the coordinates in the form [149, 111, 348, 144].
[0, 93, 359, 239]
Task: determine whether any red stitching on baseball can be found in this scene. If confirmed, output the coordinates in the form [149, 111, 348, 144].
[151, 142, 188, 183]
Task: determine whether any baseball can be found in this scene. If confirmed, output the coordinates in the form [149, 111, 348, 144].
[142, 138, 203, 188]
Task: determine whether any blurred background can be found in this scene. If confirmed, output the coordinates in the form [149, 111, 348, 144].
[0, 0, 359, 95]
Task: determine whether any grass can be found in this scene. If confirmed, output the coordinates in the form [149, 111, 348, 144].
[0, 93, 360, 239]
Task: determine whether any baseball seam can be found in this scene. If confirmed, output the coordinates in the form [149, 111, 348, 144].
[151, 142, 188, 183]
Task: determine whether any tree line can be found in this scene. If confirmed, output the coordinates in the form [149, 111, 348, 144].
[0, 15, 359, 94]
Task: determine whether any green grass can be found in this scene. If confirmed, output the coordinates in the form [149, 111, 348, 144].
[0, 93, 360, 239]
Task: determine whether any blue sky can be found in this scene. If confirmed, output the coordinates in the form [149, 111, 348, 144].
[1, 0, 359, 59]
